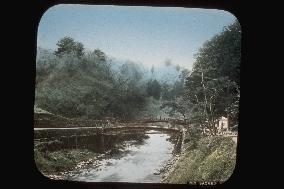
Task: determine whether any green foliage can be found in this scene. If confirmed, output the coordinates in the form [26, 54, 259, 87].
[54, 37, 84, 58]
[183, 20, 241, 131]
[36, 37, 151, 121]
[35, 53, 113, 118]
[183, 125, 204, 150]
[159, 68, 190, 118]
[102, 61, 148, 120]
[165, 136, 236, 183]
[146, 79, 161, 100]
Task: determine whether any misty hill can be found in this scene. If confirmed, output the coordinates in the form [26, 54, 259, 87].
[35, 47, 162, 121]
[35, 41, 190, 123]
[36, 47, 183, 84]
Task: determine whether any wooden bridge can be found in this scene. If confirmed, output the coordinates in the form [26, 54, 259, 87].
[34, 110, 188, 128]
[34, 121, 186, 154]
[34, 124, 184, 139]
[34, 117, 187, 138]
[34, 112, 188, 153]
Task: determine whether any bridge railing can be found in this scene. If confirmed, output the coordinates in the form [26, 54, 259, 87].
[137, 117, 187, 124]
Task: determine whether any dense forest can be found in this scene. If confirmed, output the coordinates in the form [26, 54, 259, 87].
[35, 20, 240, 134]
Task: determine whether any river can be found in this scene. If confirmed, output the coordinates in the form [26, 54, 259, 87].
[64, 131, 176, 183]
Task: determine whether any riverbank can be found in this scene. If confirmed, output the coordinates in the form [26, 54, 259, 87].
[163, 135, 237, 184]
[34, 148, 101, 179]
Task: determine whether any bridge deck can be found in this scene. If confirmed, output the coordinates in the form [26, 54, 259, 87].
[34, 125, 182, 132]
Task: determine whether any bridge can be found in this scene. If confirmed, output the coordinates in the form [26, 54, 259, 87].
[34, 110, 188, 128]
[34, 122, 185, 141]
[34, 120, 184, 153]
[34, 112, 238, 148]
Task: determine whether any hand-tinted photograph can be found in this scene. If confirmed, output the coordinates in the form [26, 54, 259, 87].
[34, 4, 240, 184]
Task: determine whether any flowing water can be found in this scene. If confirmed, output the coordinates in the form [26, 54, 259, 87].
[65, 131, 177, 183]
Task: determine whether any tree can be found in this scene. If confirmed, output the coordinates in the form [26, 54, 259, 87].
[183, 20, 241, 134]
[146, 79, 161, 100]
[54, 37, 84, 58]
[102, 62, 148, 121]
[94, 49, 106, 63]
[74, 42, 84, 58]
[161, 82, 173, 100]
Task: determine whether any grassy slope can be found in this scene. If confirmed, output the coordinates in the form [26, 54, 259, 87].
[165, 136, 237, 183]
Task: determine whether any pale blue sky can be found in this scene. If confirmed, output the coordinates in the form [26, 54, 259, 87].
[37, 5, 237, 69]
